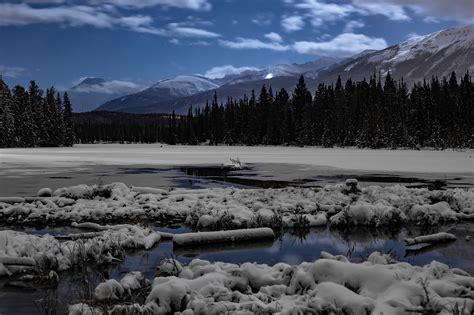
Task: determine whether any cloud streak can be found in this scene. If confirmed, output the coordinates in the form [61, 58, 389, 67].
[293, 33, 387, 57]
[281, 15, 305, 32]
[72, 79, 146, 94]
[0, 64, 27, 78]
[0, 3, 219, 38]
[203, 65, 260, 79]
[26, 0, 212, 10]
[220, 32, 387, 57]
[219, 38, 290, 52]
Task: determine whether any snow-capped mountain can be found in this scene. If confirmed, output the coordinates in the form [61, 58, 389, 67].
[92, 24, 473, 114]
[323, 24, 474, 86]
[96, 75, 219, 113]
[216, 57, 340, 85]
[68, 77, 144, 112]
[94, 58, 341, 113]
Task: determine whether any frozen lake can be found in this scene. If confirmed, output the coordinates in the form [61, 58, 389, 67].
[1, 144, 473, 196]
[1, 144, 472, 173]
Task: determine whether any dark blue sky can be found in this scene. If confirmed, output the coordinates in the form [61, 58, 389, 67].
[1, 0, 472, 89]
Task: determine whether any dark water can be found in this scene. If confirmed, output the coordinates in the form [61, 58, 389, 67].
[3, 162, 473, 197]
[1, 223, 473, 315]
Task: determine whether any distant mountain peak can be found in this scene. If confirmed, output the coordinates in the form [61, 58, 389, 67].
[76, 77, 106, 87]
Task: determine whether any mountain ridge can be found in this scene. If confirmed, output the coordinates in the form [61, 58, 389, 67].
[92, 24, 473, 114]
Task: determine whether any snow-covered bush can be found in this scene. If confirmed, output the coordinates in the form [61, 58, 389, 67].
[72, 252, 474, 314]
[1, 182, 472, 229]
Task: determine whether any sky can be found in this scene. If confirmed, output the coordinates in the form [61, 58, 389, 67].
[0, 0, 473, 90]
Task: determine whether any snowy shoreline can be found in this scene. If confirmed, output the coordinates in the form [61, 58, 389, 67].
[1, 180, 472, 228]
[70, 253, 474, 314]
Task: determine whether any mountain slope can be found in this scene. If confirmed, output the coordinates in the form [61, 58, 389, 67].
[314, 24, 474, 87]
[68, 78, 144, 112]
[165, 24, 473, 114]
[218, 57, 340, 85]
[94, 24, 473, 114]
[96, 75, 219, 112]
[96, 57, 342, 114]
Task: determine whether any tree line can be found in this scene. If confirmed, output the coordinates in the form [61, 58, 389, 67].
[74, 71, 473, 149]
[0, 78, 74, 147]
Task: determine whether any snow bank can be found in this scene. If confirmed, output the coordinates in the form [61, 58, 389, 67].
[94, 271, 149, 301]
[1, 181, 473, 228]
[72, 253, 474, 314]
[173, 228, 274, 246]
[0, 224, 161, 277]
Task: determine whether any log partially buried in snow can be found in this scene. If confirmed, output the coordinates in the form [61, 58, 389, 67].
[0, 256, 36, 266]
[404, 232, 457, 246]
[173, 228, 274, 246]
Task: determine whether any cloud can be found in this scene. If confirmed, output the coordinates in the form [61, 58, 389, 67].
[27, 0, 212, 10]
[282, 0, 411, 31]
[219, 37, 290, 51]
[203, 65, 260, 79]
[351, 0, 410, 21]
[293, 0, 355, 27]
[423, 16, 440, 24]
[169, 38, 180, 44]
[293, 33, 387, 57]
[405, 32, 421, 40]
[281, 15, 305, 32]
[0, 65, 27, 78]
[0, 3, 219, 37]
[251, 13, 274, 26]
[0, 3, 164, 35]
[72, 79, 145, 94]
[344, 20, 364, 32]
[264, 32, 283, 42]
[167, 22, 220, 38]
[286, 0, 473, 28]
[381, 0, 474, 23]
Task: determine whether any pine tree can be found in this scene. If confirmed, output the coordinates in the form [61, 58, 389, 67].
[292, 75, 312, 145]
[0, 77, 15, 147]
[63, 92, 75, 146]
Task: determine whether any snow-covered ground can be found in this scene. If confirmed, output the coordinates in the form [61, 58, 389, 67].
[72, 254, 474, 314]
[1, 181, 473, 228]
[1, 144, 472, 173]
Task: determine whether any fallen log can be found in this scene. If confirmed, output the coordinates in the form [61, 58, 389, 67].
[173, 228, 274, 247]
[0, 256, 36, 266]
[404, 232, 457, 246]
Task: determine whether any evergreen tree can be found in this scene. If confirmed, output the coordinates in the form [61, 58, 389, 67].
[63, 92, 75, 146]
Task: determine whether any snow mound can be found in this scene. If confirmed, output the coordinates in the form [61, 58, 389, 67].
[1, 181, 472, 228]
[74, 253, 474, 314]
[0, 224, 160, 276]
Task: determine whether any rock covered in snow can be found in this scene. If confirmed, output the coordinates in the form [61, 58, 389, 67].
[37, 188, 52, 197]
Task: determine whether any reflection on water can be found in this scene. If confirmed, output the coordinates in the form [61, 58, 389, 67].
[0, 223, 473, 314]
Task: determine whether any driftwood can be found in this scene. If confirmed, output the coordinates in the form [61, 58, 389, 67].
[0, 256, 36, 266]
[404, 232, 457, 246]
[173, 228, 275, 247]
[71, 222, 108, 231]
